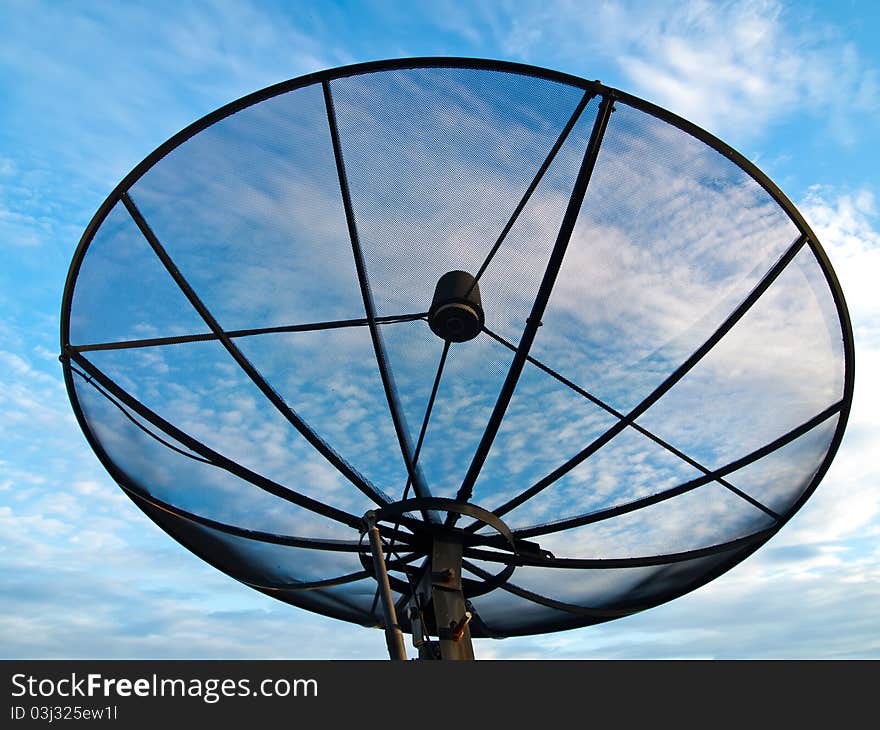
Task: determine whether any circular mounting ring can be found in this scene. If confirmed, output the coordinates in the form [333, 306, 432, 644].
[362, 498, 518, 599]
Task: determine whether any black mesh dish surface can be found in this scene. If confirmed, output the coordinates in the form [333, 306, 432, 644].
[61, 59, 853, 639]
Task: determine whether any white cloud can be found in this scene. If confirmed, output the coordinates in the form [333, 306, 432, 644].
[497, 0, 879, 143]
[478, 544, 880, 658]
[802, 187, 880, 342]
[0, 0, 340, 255]
[768, 186, 880, 550]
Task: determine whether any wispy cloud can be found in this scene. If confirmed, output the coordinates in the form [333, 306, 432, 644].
[496, 0, 879, 143]
[0, 0, 340, 253]
[479, 541, 880, 658]
[777, 186, 880, 549]
[802, 187, 880, 342]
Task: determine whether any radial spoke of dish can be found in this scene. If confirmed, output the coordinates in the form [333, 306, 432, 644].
[405, 340, 451, 501]
[70, 364, 213, 464]
[466, 89, 595, 295]
[247, 571, 372, 592]
[116, 456, 380, 551]
[462, 560, 634, 618]
[68, 375, 420, 549]
[380, 342, 453, 593]
[507, 400, 843, 540]
[117, 192, 391, 509]
[389, 339, 452, 535]
[322, 80, 433, 509]
[473, 326, 781, 523]
[72, 312, 429, 353]
[246, 550, 421, 594]
[487, 232, 810, 520]
[66, 348, 367, 530]
[463, 526, 774, 569]
[453, 94, 617, 519]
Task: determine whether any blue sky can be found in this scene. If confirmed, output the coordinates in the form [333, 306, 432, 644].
[1, 0, 878, 658]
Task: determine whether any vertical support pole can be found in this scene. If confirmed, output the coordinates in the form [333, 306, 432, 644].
[364, 512, 408, 661]
[431, 538, 474, 660]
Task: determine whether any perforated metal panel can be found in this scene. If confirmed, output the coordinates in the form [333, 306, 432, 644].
[61, 59, 853, 638]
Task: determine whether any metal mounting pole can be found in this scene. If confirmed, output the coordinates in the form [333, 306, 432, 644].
[364, 512, 408, 661]
[430, 537, 475, 660]
[405, 537, 475, 660]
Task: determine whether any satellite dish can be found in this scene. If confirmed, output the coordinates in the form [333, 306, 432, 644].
[60, 58, 854, 660]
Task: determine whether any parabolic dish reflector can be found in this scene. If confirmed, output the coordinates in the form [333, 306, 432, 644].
[61, 58, 853, 640]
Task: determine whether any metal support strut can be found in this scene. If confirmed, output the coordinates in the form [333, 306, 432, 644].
[364, 511, 408, 661]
